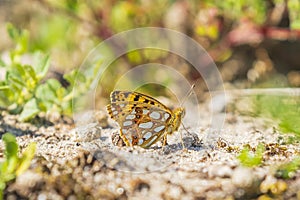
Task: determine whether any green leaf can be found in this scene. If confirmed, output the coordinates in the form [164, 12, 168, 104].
[0, 133, 36, 199]
[6, 156, 19, 175]
[12, 64, 26, 78]
[16, 30, 29, 55]
[36, 79, 61, 101]
[2, 133, 18, 159]
[47, 79, 66, 101]
[23, 65, 38, 83]
[19, 98, 40, 121]
[276, 157, 300, 179]
[32, 52, 50, 80]
[47, 78, 63, 91]
[63, 69, 86, 87]
[237, 143, 265, 167]
[6, 23, 20, 41]
[36, 79, 65, 113]
[2, 133, 19, 176]
[7, 75, 23, 92]
[36, 84, 53, 101]
[6, 23, 29, 56]
[0, 86, 9, 90]
[0, 162, 11, 182]
[16, 142, 36, 176]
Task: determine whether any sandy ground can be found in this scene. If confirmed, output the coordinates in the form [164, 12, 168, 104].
[1, 100, 300, 199]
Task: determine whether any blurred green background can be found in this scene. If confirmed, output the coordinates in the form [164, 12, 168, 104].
[1, 0, 300, 87]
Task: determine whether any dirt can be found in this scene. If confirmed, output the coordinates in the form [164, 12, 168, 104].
[1, 99, 300, 200]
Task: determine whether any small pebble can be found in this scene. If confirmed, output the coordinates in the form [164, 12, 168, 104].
[232, 167, 254, 188]
[208, 165, 233, 178]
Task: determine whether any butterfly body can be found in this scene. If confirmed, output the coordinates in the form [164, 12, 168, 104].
[106, 91, 185, 148]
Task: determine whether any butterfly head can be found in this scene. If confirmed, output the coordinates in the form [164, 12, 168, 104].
[172, 107, 185, 131]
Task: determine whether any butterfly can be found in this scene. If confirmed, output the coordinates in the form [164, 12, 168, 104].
[106, 90, 185, 148]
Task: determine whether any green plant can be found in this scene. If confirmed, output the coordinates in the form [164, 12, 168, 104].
[0, 23, 88, 121]
[275, 156, 300, 179]
[237, 143, 265, 167]
[206, 0, 267, 24]
[253, 95, 300, 136]
[0, 133, 36, 199]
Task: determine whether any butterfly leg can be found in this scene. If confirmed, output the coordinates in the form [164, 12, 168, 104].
[179, 131, 187, 151]
[162, 134, 168, 146]
[160, 133, 168, 152]
[119, 130, 131, 146]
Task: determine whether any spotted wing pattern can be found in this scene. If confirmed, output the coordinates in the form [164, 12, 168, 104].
[107, 91, 175, 148]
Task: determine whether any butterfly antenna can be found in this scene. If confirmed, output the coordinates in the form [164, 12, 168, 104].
[180, 84, 195, 107]
[178, 84, 195, 150]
